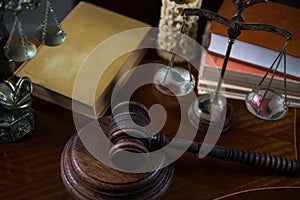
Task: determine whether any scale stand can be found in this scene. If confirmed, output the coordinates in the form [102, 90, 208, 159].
[0, 3, 35, 143]
[184, 0, 292, 132]
[0, 0, 66, 143]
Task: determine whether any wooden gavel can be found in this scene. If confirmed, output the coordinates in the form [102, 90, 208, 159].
[109, 101, 300, 176]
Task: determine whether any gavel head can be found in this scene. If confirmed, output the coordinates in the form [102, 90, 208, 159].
[108, 101, 155, 171]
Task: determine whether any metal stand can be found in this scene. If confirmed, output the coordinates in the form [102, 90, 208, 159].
[0, 24, 34, 142]
[0, 0, 66, 143]
[184, 0, 292, 132]
[0, 20, 34, 143]
[0, 1, 41, 143]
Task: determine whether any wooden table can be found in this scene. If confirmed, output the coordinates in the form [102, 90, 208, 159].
[1, 47, 300, 199]
[1, 0, 300, 198]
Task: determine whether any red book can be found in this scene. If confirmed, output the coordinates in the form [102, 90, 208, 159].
[205, 0, 300, 79]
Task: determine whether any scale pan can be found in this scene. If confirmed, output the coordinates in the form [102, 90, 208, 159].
[245, 89, 288, 120]
[153, 66, 195, 96]
[36, 24, 66, 46]
[5, 40, 37, 62]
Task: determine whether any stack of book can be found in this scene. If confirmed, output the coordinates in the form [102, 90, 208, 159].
[198, 0, 300, 107]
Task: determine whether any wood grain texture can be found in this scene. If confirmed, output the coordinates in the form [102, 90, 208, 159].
[0, 98, 75, 200]
[1, 48, 300, 200]
[1, 0, 300, 198]
[209, 0, 300, 57]
[61, 123, 174, 200]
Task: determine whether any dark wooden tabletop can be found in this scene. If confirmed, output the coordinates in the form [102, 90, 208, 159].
[1, 47, 300, 199]
[1, 1, 300, 199]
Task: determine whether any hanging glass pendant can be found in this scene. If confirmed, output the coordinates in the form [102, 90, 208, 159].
[245, 88, 288, 120]
[4, 13, 37, 62]
[153, 66, 195, 96]
[35, 0, 66, 46]
[154, 17, 195, 96]
[5, 39, 37, 62]
[36, 24, 66, 46]
[245, 39, 289, 121]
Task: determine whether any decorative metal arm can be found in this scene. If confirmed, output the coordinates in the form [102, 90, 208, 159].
[181, 8, 292, 40]
[0, 0, 40, 143]
[245, 0, 268, 8]
[180, 0, 292, 105]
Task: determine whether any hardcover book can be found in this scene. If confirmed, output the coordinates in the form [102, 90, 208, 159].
[205, 0, 300, 79]
[198, 52, 300, 107]
[15, 1, 150, 118]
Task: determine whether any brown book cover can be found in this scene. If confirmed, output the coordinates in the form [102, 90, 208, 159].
[209, 0, 300, 57]
[206, 0, 300, 78]
[15, 1, 150, 118]
[197, 52, 300, 107]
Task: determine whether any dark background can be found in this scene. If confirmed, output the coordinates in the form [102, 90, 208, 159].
[72, 0, 300, 26]
[73, 0, 300, 26]
[3, 0, 300, 37]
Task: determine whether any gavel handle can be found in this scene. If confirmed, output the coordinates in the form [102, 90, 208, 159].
[154, 134, 300, 176]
